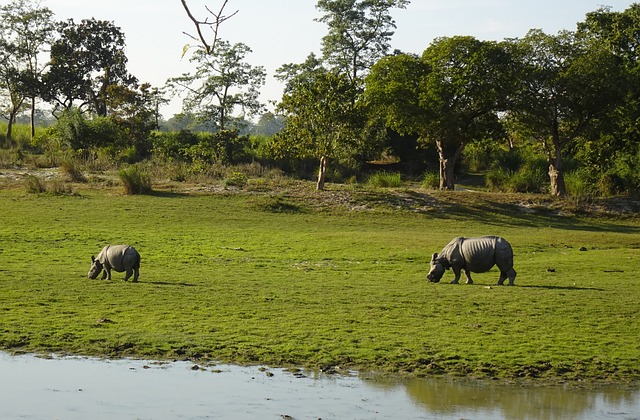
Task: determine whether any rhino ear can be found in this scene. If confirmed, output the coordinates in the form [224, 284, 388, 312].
[431, 253, 438, 261]
[91, 255, 95, 263]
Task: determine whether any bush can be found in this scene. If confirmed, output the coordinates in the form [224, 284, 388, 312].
[60, 158, 87, 182]
[118, 165, 152, 195]
[565, 170, 595, 199]
[24, 175, 47, 194]
[509, 167, 547, 193]
[421, 171, 440, 189]
[367, 171, 402, 188]
[224, 171, 248, 189]
[486, 166, 547, 193]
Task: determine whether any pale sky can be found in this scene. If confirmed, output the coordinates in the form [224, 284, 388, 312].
[41, 0, 634, 118]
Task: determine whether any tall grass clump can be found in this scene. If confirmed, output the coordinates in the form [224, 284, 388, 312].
[421, 170, 440, 189]
[367, 171, 402, 188]
[23, 175, 47, 194]
[60, 158, 87, 182]
[118, 165, 152, 195]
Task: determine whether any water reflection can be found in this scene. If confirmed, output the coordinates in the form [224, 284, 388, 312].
[368, 376, 640, 420]
[1, 352, 638, 419]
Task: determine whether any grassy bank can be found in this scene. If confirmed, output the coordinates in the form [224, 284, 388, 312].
[0, 180, 639, 384]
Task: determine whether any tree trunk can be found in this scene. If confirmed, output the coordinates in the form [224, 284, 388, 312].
[316, 155, 328, 191]
[30, 97, 36, 139]
[548, 129, 566, 196]
[436, 140, 465, 191]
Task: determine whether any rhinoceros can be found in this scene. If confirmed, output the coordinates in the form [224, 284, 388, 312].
[88, 245, 140, 282]
[427, 236, 516, 286]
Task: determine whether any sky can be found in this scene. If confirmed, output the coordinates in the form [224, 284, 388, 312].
[41, 0, 635, 118]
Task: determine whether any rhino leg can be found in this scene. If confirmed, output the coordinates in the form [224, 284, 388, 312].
[123, 268, 133, 281]
[450, 267, 462, 284]
[497, 268, 516, 286]
[132, 268, 139, 282]
[101, 270, 108, 280]
[104, 266, 112, 280]
[463, 269, 473, 284]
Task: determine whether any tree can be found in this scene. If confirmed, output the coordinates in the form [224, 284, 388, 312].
[43, 18, 137, 117]
[273, 58, 362, 190]
[316, 0, 409, 84]
[365, 37, 514, 190]
[0, 0, 54, 143]
[180, 0, 237, 55]
[575, 5, 640, 194]
[167, 40, 265, 132]
[508, 30, 626, 196]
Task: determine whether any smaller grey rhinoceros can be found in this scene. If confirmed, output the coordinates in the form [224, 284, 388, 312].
[427, 236, 516, 286]
[88, 245, 140, 282]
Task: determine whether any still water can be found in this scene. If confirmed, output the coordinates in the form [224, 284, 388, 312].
[0, 352, 638, 419]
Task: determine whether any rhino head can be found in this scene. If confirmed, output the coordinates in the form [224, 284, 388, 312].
[88, 255, 103, 279]
[426, 253, 446, 282]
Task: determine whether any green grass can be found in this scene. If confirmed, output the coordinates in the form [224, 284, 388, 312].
[0, 184, 639, 385]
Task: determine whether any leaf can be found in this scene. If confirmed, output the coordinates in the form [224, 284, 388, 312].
[181, 44, 191, 59]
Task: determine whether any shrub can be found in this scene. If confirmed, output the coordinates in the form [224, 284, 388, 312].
[24, 175, 46, 194]
[118, 165, 152, 195]
[60, 158, 87, 182]
[367, 171, 402, 188]
[421, 171, 440, 189]
[509, 167, 547, 193]
[224, 171, 248, 189]
[565, 170, 594, 199]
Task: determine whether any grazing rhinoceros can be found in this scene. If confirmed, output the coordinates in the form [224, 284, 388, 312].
[427, 236, 516, 286]
[88, 245, 140, 282]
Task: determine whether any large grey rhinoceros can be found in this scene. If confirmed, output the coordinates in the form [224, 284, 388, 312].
[427, 236, 516, 286]
[88, 245, 140, 282]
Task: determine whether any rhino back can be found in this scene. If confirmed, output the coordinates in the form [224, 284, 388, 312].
[460, 236, 500, 272]
[104, 245, 138, 272]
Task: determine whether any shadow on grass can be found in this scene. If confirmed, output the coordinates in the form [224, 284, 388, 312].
[519, 285, 606, 291]
[146, 281, 197, 287]
[394, 190, 640, 234]
[147, 191, 190, 199]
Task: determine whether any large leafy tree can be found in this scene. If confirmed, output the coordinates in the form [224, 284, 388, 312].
[508, 29, 626, 196]
[316, 0, 409, 84]
[273, 56, 362, 190]
[43, 18, 137, 117]
[366, 37, 514, 190]
[0, 0, 54, 143]
[167, 40, 265, 132]
[576, 5, 640, 193]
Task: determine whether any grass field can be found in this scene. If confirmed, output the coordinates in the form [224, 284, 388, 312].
[0, 177, 639, 384]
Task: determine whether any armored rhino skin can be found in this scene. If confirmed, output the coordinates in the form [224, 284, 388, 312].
[427, 236, 516, 286]
[88, 245, 140, 282]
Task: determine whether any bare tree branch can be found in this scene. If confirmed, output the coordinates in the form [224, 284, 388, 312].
[180, 0, 238, 55]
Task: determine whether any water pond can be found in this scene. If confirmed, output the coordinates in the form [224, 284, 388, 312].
[1, 352, 638, 419]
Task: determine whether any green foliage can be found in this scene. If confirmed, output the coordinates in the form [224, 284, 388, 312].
[23, 174, 73, 195]
[485, 167, 547, 193]
[1, 189, 639, 383]
[117, 164, 152, 195]
[44, 18, 136, 116]
[421, 171, 439, 189]
[367, 171, 402, 187]
[223, 171, 248, 189]
[316, 0, 409, 80]
[23, 175, 46, 193]
[60, 157, 86, 182]
[151, 129, 249, 168]
[166, 40, 266, 131]
[40, 108, 125, 152]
